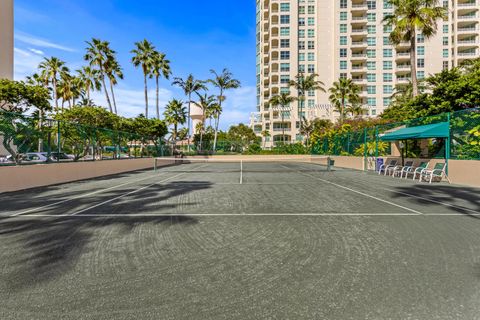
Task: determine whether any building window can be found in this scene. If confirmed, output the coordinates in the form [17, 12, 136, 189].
[443, 25, 448, 33]
[383, 73, 393, 82]
[280, 75, 290, 83]
[367, 61, 376, 70]
[308, 64, 315, 73]
[298, 18, 305, 26]
[308, 17, 315, 26]
[298, 53, 305, 61]
[299, 6, 305, 14]
[340, 36, 347, 45]
[280, 63, 290, 72]
[367, 85, 376, 94]
[340, 24, 347, 33]
[383, 85, 393, 94]
[417, 34, 425, 43]
[367, 0, 376, 10]
[340, 12, 347, 20]
[280, 87, 290, 94]
[299, 65, 306, 73]
[281, 39, 290, 48]
[383, 98, 392, 107]
[417, 58, 425, 68]
[298, 29, 305, 38]
[384, 0, 392, 9]
[417, 71, 425, 79]
[383, 37, 391, 45]
[340, 48, 347, 57]
[367, 73, 376, 82]
[298, 41, 305, 50]
[367, 13, 376, 22]
[340, 0, 347, 9]
[443, 61, 449, 70]
[443, 49, 449, 58]
[308, 41, 315, 50]
[367, 25, 376, 34]
[371, 109, 377, 116]
[308, 5, 315, 14]
[417, 46, 425, 55]
[307, 29, 315, 38]
[383, 25, 392, 33]
[340, 73, 347, 79]
[383, 61, 392, 70]
[280, 3, 290, 12]
[280, 15, 290, 24]
[280, 27, 290, 36]
[367, 97, 377, 106]
[367, 37, 376, 46]
[307, 52, 315, 61]
[383, 49, 393, 57]
[443, 36, 448, 45]
[308, 89, 315, 96]
[340, 61, 347, 69]
[281, 51, 290, 60]
[367, 49, 376, 58]
[307, 99, 315, 107]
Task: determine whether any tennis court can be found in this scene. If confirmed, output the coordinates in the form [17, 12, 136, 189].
[1, 157, 480, 319]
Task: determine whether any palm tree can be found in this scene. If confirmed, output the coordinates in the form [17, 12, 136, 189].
[57, 71, 74, 109]
[38, 57, 68, 112]
[26, 73, 51, 152]
[383, 0, 446, 97]
[151, 51, 172, 119]
[261, 130, 270, 149]
[77, 66, 101, 101]
[269, 93, 296, 143]
[163, 99, 187, 146]
[299, 117, 316, 147]
[328, 78, 361, 123]
[84, 38, 114, 112]
[132, 39, 156, 118]
[172, 74, 207, 139]
[289, 73, 325, 128]
[104, 56, 123, 114]
[195, 93, 216, 151]
[207, 68, 241, 151]
[345, 102, 367, 118]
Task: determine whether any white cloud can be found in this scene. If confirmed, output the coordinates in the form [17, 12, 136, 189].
[14, 47, 44, 80]
[91, 87, 174, 119]
[15, 31, 75, 52]
[29, 48, 45, 55]
[220, 86, 256, 130]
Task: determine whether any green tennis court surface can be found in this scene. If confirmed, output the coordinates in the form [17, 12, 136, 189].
[1, 160, 480, 319]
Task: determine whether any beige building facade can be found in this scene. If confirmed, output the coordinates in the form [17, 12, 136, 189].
[0, 0, 14, 80]
[253, 0, 480, 147]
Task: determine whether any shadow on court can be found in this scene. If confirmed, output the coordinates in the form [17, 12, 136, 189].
[0, 180, 214, 290]
[391, 184, 480, 217]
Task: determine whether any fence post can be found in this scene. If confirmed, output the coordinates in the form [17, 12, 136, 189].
[375, 126, 379, 159]
[57, 120, 61, 162]
[363, 127, 368, 171]
[446, 112, 451, 175]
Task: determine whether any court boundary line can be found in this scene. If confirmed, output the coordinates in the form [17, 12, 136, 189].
[7, 212, 474, 218]
[69, 164, 209, 216]
[280, 164, 422, 215]
[9, 170, 168, 217]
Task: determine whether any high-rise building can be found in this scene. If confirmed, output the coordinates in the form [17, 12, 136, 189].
[252, 0, 480, 147]
[0, 0, 14, 80]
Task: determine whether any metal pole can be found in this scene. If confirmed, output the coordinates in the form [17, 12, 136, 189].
[363, 127, 368, 171]
[57, 120, 61, 163]
[446, 113, 451, 175]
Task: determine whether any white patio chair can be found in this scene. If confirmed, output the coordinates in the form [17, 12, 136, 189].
[378, 159, 398, 176]
[420, 162, 451, 184]
[392, 160, 414, 178]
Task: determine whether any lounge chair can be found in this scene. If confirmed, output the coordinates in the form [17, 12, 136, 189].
[404, 161, 429, 180]
[378, 159, 398, 175]
[392, 160, 414, 178]
[420, 162, 451, 184]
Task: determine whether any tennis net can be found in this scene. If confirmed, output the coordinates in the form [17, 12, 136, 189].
[153, 156, 333, 173]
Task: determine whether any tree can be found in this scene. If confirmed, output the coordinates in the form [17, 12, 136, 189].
[163, 99, 186, 145]
[195, 93, 216, 151]
[227, 123, 258, 152]
[207, 68, 241, 151]
[38, 57, 69, 112]
[269, 93, 296, 143]
[172, 74, 207, 139]
[383, 0, 446, 97]
[345, 102, 368, 118]
[77, 66, 101, 102]
[261, 130, 270, 149]
[104, 51, 123, 114]
[328, 78, 361, 124]
[289, 73, 325, 128]
[84, 38, 115, 112]
[151, 51, 172, 119]
[131, 39, 156, 118]
[300, 117, 316, 147]
[0, 80, 51, 160]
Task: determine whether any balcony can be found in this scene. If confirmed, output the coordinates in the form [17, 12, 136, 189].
[397, 77, 411, 84]
[351, 15, 368, 22]
[458, 2, 477, 8]
[351, 3, 368, 11]
[273, 127, 291, 132]
[351, 40, 367, 48]
[457, 39, 479, 47]
[396, 64, 411, 70]
[352, 78, 367, 85]
[458, 14, 478, 20]
[457, 50, 478, 56]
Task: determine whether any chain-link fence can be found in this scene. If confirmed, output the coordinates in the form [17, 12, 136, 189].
[0, 110, 172, 166]
[311, 108, 480, 161]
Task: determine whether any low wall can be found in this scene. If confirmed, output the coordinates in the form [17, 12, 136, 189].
[0, 158, 157, 193]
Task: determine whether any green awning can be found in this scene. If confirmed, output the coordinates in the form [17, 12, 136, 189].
[380, 122, 450, 141]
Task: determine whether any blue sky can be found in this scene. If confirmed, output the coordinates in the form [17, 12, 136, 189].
[14, 0, 257, 129]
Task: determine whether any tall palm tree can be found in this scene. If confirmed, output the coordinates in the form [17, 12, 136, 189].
[195, 93, 216, 151]
[289, 73, 325, 128]
[383, 0, 446, 97]
[261, 129, 270, 149]
[163, 99, 187, 146]
[328, 78, 361, 123]
[38, 57, 68, 112]
[77, 66, 102, 102]
[105, 56, 123, 114]
[269, 93, 296, 143]
[26, 73, 51, 152]
[132, 39, 156, 118]
[57, 71, 74, 109]
[345, 103, 367, 118]
[172, 74, 207, 139]
[151, 51, 172, 119]
[84, 38, 114, 112]
[207, 68, 241, 151]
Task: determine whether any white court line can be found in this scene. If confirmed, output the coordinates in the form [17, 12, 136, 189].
[11, 212, 425, 217]
[9, 171, 167, 217]
[280, 164, 423, 215]
[240, 160, 243, 184]
[386, 189, 480, 215]
[69, 164, 209, 216]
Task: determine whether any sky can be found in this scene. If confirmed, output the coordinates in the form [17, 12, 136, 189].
[14, 0, 257, 130]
